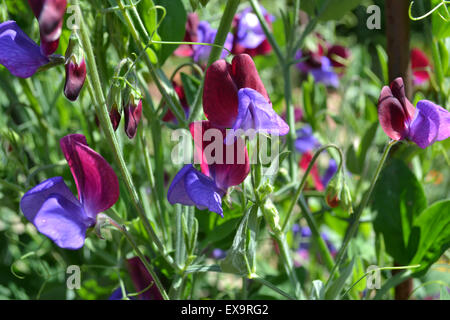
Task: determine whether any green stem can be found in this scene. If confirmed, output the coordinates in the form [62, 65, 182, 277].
[119, 225, 170, 300]
[252, 275, 296, 300]
[74, 0, 176, 270]
[281, 144, 344, 232]
[206, 0, 241, 67]
[326, 140, 397, 285]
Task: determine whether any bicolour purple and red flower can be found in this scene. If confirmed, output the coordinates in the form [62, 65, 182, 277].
[377, 77, 450, 148]
[64, 58, 86, 101]
[167, 121, 250, 217]
[411, 48, 431, 86]
[231, 5, 274, 57]
[20, 134, 119, 250]
[204, 54, 288, 136]
[295, 49, 339, 88]
[192, 21, 234, 65]
[0, 1, 66, 78]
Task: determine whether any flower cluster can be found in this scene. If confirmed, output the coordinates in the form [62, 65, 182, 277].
[167, 54, 289, 216]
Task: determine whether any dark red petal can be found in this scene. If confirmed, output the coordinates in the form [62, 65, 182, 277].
[189, 121, 250, 190]
[109, 106, 121, 131]
[38, 0, 67, 42]
[389, 77, 415, 121]
[231, 54, 270, 101]
[124, 100, 143, 139]
[60, 134, 119, 218]
[377, 86, 408, 140]
[203, 60, 239, 128]
[411, 48, 430, 83]
[40, 36, 59, 55]
[127, 257, 163, 300]
[28, 0, 45, 18]
[64, 59, 87, 102]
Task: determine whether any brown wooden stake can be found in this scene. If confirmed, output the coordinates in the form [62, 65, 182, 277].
[385, 0, 414, 300]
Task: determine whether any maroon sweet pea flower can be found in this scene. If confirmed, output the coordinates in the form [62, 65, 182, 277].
[411, 48, 431, 85]
[327, 45, 351, 68]
[124, 99, 143, 139]
[203, 54, 269, 128]
[28, 0, 67, 55]
[174, 13, 199, 57]
[126, 257, 164, 300]
[377, 78, 450, 148]
[64, 58, 86, 101]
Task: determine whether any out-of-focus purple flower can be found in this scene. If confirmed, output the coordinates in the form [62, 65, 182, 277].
[320, 231, 337, 255]
[377, 77, 450, 148]
[64, 58, 86, 101]
[321, 158, 338, 187]
[108, 287, 132, 300]
[296, 50, 339, 88]
[212, 248, 227, 260]
[232, 6, 274, 57]
[174, 12, 200, 57]
[0, 21, 50, 78]
[192, 21, 233, 64]
[295, 125, 320, 154]
[20, 134, 119, 250]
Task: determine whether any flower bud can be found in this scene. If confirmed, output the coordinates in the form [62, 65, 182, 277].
[325, 170, 353, 214]
[107, 84, 122, 131]
[124, 94, 143, 139]
[64, 36, 86, 101]
[262, 199, 281, 235]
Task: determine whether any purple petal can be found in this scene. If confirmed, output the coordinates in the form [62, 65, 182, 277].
[193, 21, 233, 63]
[295, 125, 320, 153]
[408, 100, 450, 148]
[60, 134, 119, 218]
[167, 164, 223, 217]
[310, 57, 339, 88]
[32, 194, 90, 250]
[231, 88, 289, 137]
[236, 8, 266, 49]
[0, 21, 49, 78]
[321, 158, 338, 187]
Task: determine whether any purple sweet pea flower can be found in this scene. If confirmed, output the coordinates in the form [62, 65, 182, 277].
[296, 50, 339, 88]
[321, 158, 338, 187]
[377, 78, 450, 148]
[227, 88, 289, 141]
[0, 21, 50, 78]
[20, 134, 119, 250]
[212, 248, 227, 260]
[193, 21, 233, 64]
[235, 6, 274, 50]
[295, 125, 320, 153]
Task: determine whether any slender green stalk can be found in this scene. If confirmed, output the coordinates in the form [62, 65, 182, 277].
[252, 275, 296, 300]
[74, 0, 176, 270]
[119, 225, 169, 300]
[326, 140, 397, 284]
[281, 144, 344, 232]
[206, 0, 241, 67]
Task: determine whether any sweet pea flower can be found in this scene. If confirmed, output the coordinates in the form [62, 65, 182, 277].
[377, 77, 450, 148]
[192, 21, 234, 64]
[28, 0, 67, 56]
[0, 21, 50, 78]
[167, 121, 250, 217]
[123, 97, 143, 139]
[20, 134, 119, 250]
[204, 54, 288, 137]
[411, 48, 431, 86]
[232, 6, 274, 57]
[296, 50, 339, 88]
[64, 58, 86, 101]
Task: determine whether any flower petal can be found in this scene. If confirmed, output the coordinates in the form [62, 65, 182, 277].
[0, 21, 49, 78]
[38, 0, 67, 42]
[411, 48, 430, 85]
[203, 60, 239, 128]
[167, 164, 224, 216]
[232, 88, 289, 136]
[389, 77, 415, 121]
[408, 100, 450, 148]
[321, 158, 338, 187]
[231, 54, 270, 101]
[377, 86, 409, 140]
[127, 257, 163, 300]
[33, 193, 90, 250]
[60, 134, 119, 218]
[64, 59, 87, 101]
[124, 100, 143, 139]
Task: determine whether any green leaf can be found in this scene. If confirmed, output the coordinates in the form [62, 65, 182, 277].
[138, 0, 158, 37]
[180, 72, 201, 107]
[301, 0, 361, 22]
[325, 258, 355, 300]
[220, 204, 259, 276]
[310, 280, 324, 300]
[432, 0, 450, 39]
[440, 285, 450, 300]
[410, 200, 450, 277]
[372, 159, 427, 265]
[154, 0, 187, 66]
